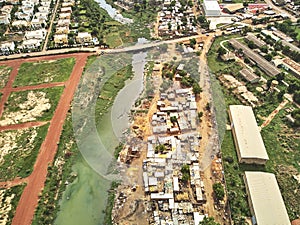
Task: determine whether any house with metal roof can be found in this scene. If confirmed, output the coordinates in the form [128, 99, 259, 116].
[229, 105, 269, 164]
[244, 171, 291, 225]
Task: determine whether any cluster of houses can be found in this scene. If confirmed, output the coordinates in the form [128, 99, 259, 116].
[0, 0, 53, 52]
[158, 0, 198, 38]
[52, 0, 95, 47]
[141, 85, 211, 224]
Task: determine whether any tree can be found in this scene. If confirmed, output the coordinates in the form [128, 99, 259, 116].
[199, 216, 220, 225]
[193, 83, 202, 95]
[170, 116, 177, 123]
[247, 40, 255, 49]
[213, 183, 225, 201]
[181, 164, 190, 182]
[198, 111, 203, 120]
[217, 47, 226, 56]
[155, 144, 166, 154]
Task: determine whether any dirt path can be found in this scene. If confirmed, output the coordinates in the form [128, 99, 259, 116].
[0, 61, 22, 118]
[260, 99, 289, 129]
[0, 121, 49, 131]
[0, 177, 28, 189]
[11, 53, 89, 225]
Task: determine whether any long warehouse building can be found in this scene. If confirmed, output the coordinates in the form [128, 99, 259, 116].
[229, 105, 269, 165]
[229, 38, 281, 76]
[244, 171, 291, 225]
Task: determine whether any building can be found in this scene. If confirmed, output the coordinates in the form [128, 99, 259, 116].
[245, 33, 266, 48]
[203, 0, 221, 16]
[223, 3, 244, 14]
[239, 69, 260, 83]
[229, 105, 269, 164]
[229, 39, 281, 76]
[244, 171, 291, 225]
[54, 34, 68, 45]
[24, 29, 47, 39]
[76, 32, 92, 44]
[0, 41, 15, 52]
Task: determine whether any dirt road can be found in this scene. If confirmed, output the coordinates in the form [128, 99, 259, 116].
[0, 121, 48, 131]
[4, 53, 90, 225]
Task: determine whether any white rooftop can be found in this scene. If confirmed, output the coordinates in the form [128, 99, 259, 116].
[244, 171, 291, 225]
[203, 0, 221, 11]
[229, 105, 269, 161]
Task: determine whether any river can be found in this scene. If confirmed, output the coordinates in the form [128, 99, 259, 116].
[55, 52, 147, 225]
[95, 0, 133, 24]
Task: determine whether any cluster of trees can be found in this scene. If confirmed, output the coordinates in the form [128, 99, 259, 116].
[291, 109, 300, 127]
[181, 164, 190, 182]
[181, 76, 202, 95]
[275, 20, 300, 42]
[199, 216, 220, 225]
[212, 182, 225, 201]
[288, 81, 300, 105]
[197, 15, 210, 29]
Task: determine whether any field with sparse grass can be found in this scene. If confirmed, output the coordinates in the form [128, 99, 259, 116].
[13, 58, 75, 87]
[1, 87, 63, 125]
[0, 65, 11, 89]
[0, 125, 49, 181]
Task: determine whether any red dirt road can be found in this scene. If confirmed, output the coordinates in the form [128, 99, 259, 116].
[0, 121, 48, 131]
[0, 61, 21, 118]
[0, 177, 28, 189]
[8, 53, 90, 225]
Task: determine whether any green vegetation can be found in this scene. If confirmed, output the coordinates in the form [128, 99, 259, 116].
[155, 144, 167, 154]
[105, 32, 123, 48]
[103, 181, 120, 225]
[0, 65, 12, 89]
[199, 216, 220, 225]
[32, 115, 80, 225]
[207, 35, 243, 75]
[212, 182, 225, 201]
[1, 184, 26, 225]
[95, 65, 133, 122]
[3, 87, 64, 122]
[210, 35, 300, 221]
[0, 125, 49, 181]
[181, 164, 190, 182]
[275, 19, 300, 42]
[114, 143, 124, 159]
[14, 58, 75, 87]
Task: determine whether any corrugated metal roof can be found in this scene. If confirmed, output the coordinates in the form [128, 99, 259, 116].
[244, 171, 290, 225]
[229, 105, 269, 161]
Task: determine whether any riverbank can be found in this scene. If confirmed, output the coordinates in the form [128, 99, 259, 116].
[31, 54, 137, 224]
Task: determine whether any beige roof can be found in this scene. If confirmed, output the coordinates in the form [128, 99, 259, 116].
[229, 105, 269, 161]
[244, 171, 291, 225]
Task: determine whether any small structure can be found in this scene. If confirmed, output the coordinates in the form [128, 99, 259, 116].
[239, 69, 260, 83]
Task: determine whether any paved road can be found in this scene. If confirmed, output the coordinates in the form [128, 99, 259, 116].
[0, 34, 205, 61]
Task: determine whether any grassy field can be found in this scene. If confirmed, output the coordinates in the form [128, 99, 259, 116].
[13, 58, 75, 87]
[0, 125, 49, 181]
[1, 184, 26, 225]
[105, 32, 123, 48]
[207, 34, 242, 76]
[2, 87, 64, 122]
[0, 65, 11, 89]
